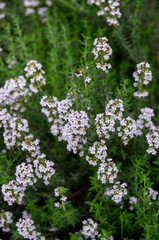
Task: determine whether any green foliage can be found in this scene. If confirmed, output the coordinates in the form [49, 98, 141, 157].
[0, 0, 159, 239]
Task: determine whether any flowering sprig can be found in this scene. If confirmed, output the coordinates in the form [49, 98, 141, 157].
[92, 37, 112, 73]
[33, 154, 55, 185]
[81, 218, 100, 239]
[1, 180, 25, 206]
[3, 116, 29, 149]
[105, 99, 124, 120]
[23, 0, 52, 22]
[16, 217, 45, 240]
[21, 134, 41, 162]
[146, 187, 158, 201]
[15, 162, 37, 187]
[146, 127, 159, 155]
[97, 158, 118, 184]
[104, 181, 127, 203]
[0, 60, 46, 114]
[133, 62, 152, 98]
[24, 60, 46, 93]
[0, 211, 13, 232]
[40, 96, 90, 156]
[87, 0, 122, 26]
[117, 117, 137, 145]
[54, 186, 67, 208]
[75, 66, 92, 83]
[95, 112, 115, 139]
[86, 140, 108, 166]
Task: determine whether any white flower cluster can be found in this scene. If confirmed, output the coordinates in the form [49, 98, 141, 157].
[3, 116, 29, 149]
[33, 154, 55, 185]
[24, 0, 40, 16]
[146, 127, 159, 155]
[1, 180, 25, 206]
[136, 107, 155, 136]
[133, 62, 152, 98]
[81, 218, 100, 239]
[0, 2, 6, 19]
[0, 76, 29, 112]
[61, 110, 89, 156]
[54, 187, 67, 208]
[92, 37, 112, 73]
[24, 60, 46, 93]
[86, 140, 107, 166]
[0, 60, 46, 114]
[15, 162, 37, 187]
[117, 117, 137, 145]
[21, 134, 41, 162]
[95, 99, 124, 139]
[23, 0, 52, 22]
[75, 66, 92, 83]
[0, 61, 56, 208]
[87, 0, 122, 26]
[0, 211, 13, 232]
[41, 95, 73, 124]
[129, 188, 158, 210]
[95, 113, 115, 139]
[97, 158, 118, 184]
[146, 187, 158, 201]
[105, 181, 127, 203]
[16, 218, 45, 240]
[129, 196, 137, 211]
[41, 96, 90, 156]
[105, 99, 124, 120]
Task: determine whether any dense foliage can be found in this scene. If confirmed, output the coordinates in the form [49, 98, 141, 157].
[0, 0, 159, 239]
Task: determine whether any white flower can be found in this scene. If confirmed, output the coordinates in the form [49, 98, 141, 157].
[97, 158, 118, 184]
[16, 217, 45, 240]
[33, 154, 55, 185]
[81, 218, 100, 239]
[95, 112, 115, 139]
[2, 180, 25, 205]
[104, 181, 127, 203]
[92, 37, 112, 73]
[117, 117, 137, 145]
[86, 140, 107, 166]
[0, 211, 13, 232]
[105, 99, 124, 120]
[15, 162, 37, 187]
[133, 62, 152, 98]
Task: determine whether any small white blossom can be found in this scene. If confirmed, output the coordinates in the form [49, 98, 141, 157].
[95, 112, 115, 139]
[0, 211, 13, 232]
[104, 181, 127, 203]
[15, 162, 37, 187]
[33, 154, 55, 185]
[81, 218, 100, 239]
[129, 196, 137, 210]
[105, 99, 124, 120]
[97, 158, 118, 184]
[117, 117, 137, 145]
[146, 127, 159, 155]
[86, 140, 107, 166]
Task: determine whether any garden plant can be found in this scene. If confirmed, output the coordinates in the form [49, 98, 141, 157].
[0, 0, 159, 239]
